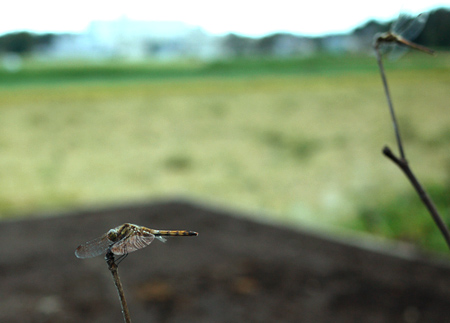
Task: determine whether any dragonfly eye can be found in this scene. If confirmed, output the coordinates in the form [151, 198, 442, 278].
[107, 229, 118, 241]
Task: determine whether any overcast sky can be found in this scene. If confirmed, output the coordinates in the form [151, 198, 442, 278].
[0, 0, 449, 37]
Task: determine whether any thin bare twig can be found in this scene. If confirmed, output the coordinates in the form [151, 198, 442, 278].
[374, 42, 450, 250]
[106, 251, 132, 323]
[382, 146, 450, 248]
[374, 47, 406, 160]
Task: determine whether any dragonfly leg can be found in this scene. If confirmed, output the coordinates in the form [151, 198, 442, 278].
[115, 253, 129, 266]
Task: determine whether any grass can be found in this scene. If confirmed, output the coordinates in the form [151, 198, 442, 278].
[1, 52, 449, 251]
[347, 183, 450, 253]
[2, 52, 449, 87]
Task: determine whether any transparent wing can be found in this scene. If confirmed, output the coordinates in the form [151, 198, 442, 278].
[376, 38, 408, 59]
[378, 41, 396, 55]
[383, 12, 430, 60]
[155, 236, 167, 243]
[110, 233, 155, 256]
[399, 12, 429, 41]
[75, 234, 112, 259]
[392, 12, 428, 41]
[391, 13, 413, 36]
[387, 43, 409, 61]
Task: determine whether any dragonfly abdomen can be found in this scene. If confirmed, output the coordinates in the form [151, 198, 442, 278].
[154, 230, 198, 237]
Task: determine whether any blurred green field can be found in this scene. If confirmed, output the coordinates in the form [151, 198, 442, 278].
[1, 53, 449, 250]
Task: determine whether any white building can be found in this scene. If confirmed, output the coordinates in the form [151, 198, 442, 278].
[47, 17, 222, 60]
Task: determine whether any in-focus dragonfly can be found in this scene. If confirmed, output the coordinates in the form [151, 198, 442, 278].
[374, 12, 434, 56]
[75, 223, 198, 259]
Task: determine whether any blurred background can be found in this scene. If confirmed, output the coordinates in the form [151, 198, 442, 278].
[0, 0, 450, 252]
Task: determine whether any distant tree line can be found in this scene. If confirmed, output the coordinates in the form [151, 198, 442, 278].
[0, 32, 54, 54]
[354, 7, 450, 48]
[225, 8, 450, 57]
[416, 8, 450, 47]
[0, 8, 448, 57]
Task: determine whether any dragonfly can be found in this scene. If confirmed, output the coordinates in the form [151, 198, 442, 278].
[75, 223, 198, 259]
[374, 12, 434, 56]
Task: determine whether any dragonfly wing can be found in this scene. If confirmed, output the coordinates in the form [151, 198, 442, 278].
[392, 12, 428, 41]
[387, 44, 409, 61]
[75, 234, 112, 259]
[378, 42, 396, 56]
[155, 235, 167, 243]
[110, 233, 155, 256]
[391, 13, 412, 36]
[401, 12, 429, 41]
[378, 41, 407, 60]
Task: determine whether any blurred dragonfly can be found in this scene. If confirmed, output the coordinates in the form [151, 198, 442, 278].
[75, 223, 198, 259]
[374, 12, 434, 57]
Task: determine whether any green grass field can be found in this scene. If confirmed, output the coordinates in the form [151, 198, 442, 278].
[1, 53, 449, 251]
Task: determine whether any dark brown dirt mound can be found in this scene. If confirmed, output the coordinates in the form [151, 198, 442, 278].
[1, 199, 450, 323]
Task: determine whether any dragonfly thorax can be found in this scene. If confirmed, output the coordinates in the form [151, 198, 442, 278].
[374, 32, 398, 47]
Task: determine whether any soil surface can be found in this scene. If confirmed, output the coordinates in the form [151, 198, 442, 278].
[1, 199, 450, 323]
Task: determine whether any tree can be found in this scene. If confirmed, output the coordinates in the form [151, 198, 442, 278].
[416, 8, 450, 48]
[0, 32, 55, 54]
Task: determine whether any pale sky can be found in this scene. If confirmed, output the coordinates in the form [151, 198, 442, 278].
[0, 0, 449, 37]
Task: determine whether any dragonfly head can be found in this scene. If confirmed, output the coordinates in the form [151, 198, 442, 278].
[107, 228, 119, 242]
[373, 32, 384, 48]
